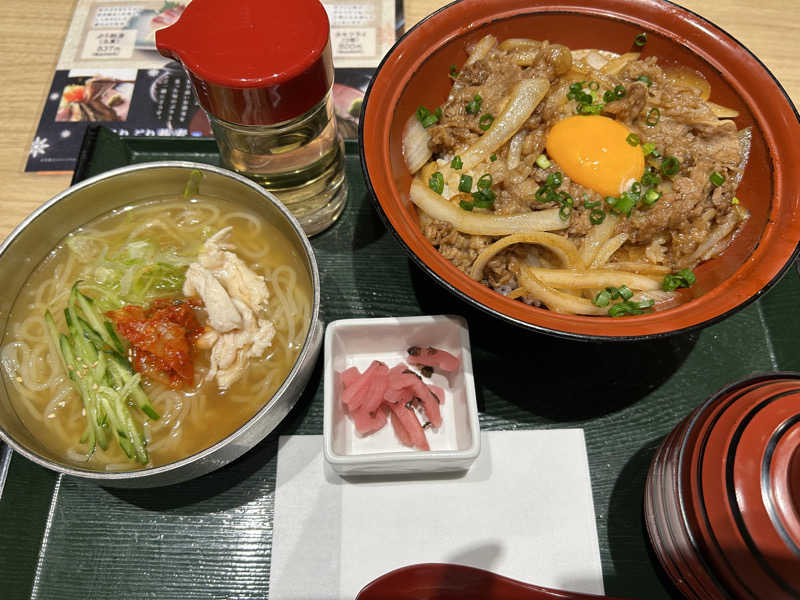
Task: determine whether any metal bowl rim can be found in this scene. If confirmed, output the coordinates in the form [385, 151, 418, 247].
[0, 160, 321, 481]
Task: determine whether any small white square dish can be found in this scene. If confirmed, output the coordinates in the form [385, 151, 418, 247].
[323, 315, 480, 475]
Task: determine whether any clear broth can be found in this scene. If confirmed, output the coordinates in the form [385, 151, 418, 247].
[1, 196, 312, 471]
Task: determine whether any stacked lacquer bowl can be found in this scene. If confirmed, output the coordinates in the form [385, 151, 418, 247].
[645, 373, 800, 598]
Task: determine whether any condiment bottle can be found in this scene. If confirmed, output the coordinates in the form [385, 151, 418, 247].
[156, 0, 347, 235]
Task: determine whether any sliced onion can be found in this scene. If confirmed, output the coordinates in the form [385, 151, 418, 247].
[509, 48, 540, 66]
[506, 130, 526, 170]
[579, 214, 619, 267]
[603, 261, 672, 276]
[410, 179, 567, 237]
[464, 34, 497, 66]
[591, 232, 628, 268]
[663, 66, 711, 100]
[498, 38, 541, 51]
[680, 211, 741, 268]
[402, 114, 432, 174]
[517, 266, 607, 315]
[524, 267, 660, 291]
[570, 49, 619, 72]
[708, 102, 739, 118]
[460, 78, 550, 170]
[470, 232, 583, 280]
[601, 51, 640, 75]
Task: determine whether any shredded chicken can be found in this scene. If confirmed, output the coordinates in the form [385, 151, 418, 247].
[183, 228, 275, 389]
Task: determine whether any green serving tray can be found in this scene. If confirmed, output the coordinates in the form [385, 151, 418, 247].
[2, 126, 799, 599]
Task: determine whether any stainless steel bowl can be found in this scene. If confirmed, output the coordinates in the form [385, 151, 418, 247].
[0, 162, 322, 487]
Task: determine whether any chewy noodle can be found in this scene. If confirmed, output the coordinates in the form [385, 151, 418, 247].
[1, 197, 311, 470]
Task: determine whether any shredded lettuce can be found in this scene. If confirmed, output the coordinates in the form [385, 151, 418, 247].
[67, 238, 195, 311]
[184, 169, 204, 199]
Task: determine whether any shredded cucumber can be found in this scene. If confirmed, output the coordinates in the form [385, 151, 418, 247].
[45, 282, 159, 464]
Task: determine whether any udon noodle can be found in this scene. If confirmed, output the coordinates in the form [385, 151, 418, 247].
[1, 197, 311, 470]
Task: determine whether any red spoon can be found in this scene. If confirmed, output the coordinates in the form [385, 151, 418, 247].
[356, 563, 635, 600]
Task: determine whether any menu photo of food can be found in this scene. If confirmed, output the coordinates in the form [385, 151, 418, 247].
[26, 0, 403, 173]
[124, 1, 187, 51]
[55, 70, 136, 122]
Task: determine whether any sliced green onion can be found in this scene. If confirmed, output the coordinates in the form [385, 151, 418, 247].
[606, 286, 621, 300]
[577, 103, 605, 115]
[710, 171, 725, 187]
[459, 200, 474, 211]
[594, 290, 611, 307]
[472, 189, 495, 208]
[643, 189, 662, 205]
[732, 197, 740, 205]
[421, 113, 438, 128]
[569, 82, 584, 94]
[662, 268, 696, 291]
[614, 84, 626, 98]
[611, 192, 636, 216]
[630, 181, 642, 195]
[479, 113, 494, 130]
[590, 208, 606, 225]
[626, 133, 641, 147]
[490, 153, 498, 162]
[546, 172, 563, 188]
[603, 90, 615, 103]
[641, 171, 660, 187]
[634, 32, 648, 47]
[449, 65, 459, 78]
[608, 298, 655, 317]
[416, 106, 430, 122]
[535, 154, 551, 169]
[477, 174, 493, 190]
[641, 142, 656, 156]
[618, 285, 634, 300]
[645, 107, 660, 126]
[458, 174, 473, 193]
[536, 186, 551, 202]
[650, 148, 662, 159]
[637, 75, 653, 86]
[451, 155, 463, 170]
[584, 199, 600, 209]
[661, 156, 680, 177]
[428, 171, 444, 194]
[465, 95, 482, 115]
[588, 81, 600, 91]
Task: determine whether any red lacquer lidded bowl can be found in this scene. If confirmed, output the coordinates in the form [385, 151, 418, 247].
[645, 372, 800, 599]
[156, 0, 333, 125]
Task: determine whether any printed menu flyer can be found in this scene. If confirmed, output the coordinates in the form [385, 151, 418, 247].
[26, 0, 404, 173]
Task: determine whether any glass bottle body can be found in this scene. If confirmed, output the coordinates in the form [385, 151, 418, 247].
[209, 93, 347, 236]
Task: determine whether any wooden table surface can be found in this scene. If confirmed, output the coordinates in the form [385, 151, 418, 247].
[0, 0, 797, 245]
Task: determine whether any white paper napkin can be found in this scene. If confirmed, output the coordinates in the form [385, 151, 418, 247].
[269, 430, 603, 599]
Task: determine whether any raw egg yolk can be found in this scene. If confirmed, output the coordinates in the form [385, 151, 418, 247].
[545, 115, 645, 198]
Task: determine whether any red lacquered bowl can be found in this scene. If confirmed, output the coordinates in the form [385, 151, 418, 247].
[645, 373, 800, 599]
[359, 0, 800, 340]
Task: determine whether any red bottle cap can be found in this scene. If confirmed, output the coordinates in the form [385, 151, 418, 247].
[156, 0, 333, 126]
